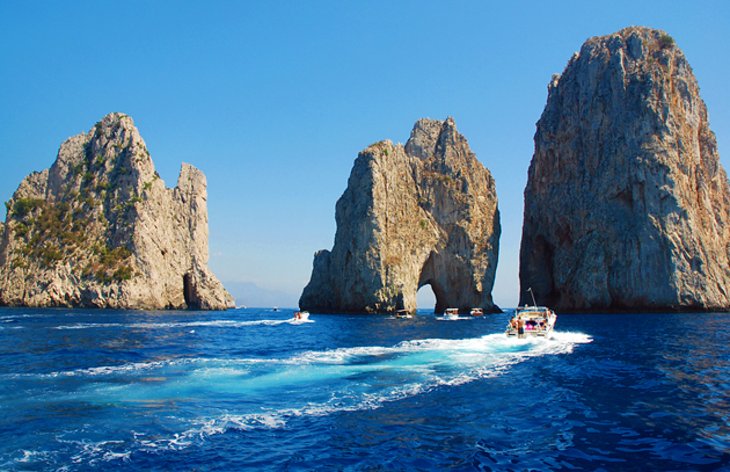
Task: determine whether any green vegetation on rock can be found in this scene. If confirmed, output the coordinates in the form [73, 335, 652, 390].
[11, 198, 44, 219]
[10, 196, 134, 282]
[658, 33, 674, 49]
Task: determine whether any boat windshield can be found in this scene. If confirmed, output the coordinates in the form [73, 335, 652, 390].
[517, 306, 550, 314]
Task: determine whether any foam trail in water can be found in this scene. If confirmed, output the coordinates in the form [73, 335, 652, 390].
[59, 330, 592, 464]
[7, 331, 590, 380]
[20, 331, 591, 466]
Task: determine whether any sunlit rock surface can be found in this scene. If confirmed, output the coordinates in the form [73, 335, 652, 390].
[520, 27, 730, 312]
[0, 113, 234, 310]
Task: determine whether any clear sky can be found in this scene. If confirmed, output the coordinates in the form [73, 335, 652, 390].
[1, 1, 728, 308]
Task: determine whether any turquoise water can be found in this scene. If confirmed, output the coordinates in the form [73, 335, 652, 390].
[0, 308, 728, 470]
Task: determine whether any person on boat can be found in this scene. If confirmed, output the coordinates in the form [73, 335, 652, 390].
[517, 317, 525, 338]
[294, 311, 301, 320]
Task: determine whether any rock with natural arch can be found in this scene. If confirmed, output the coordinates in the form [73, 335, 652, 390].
[300, 118, 501, 314]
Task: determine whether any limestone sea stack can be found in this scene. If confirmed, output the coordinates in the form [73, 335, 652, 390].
[0, 113, 234, 310]
[520, 27, 730, 312]
[300, 118, 501, 314]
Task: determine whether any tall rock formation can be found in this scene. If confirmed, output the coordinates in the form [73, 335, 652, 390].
[300, 118, 500, 314]
[520, 27, 730, 312]
[0, 113, 234, 310]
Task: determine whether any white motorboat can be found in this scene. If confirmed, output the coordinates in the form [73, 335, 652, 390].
[293, 311, 310, 321]
[506, 305, 557, 337]
[443, 308, 460, 320]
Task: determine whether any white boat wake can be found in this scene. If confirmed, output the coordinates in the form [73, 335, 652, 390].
[7, 330, 592, 467]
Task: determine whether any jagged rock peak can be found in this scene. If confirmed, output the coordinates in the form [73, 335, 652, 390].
[519, 27, 730, 312]
[300, 117, 501, 314]
[405, 118, 447, 159]
[0, 113, 234, 310]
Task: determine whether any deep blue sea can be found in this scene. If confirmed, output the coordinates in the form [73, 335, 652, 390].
[0, 307, 728, 471]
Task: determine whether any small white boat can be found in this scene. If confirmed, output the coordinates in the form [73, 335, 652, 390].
[394, 309, 413, 319]
[443, 308, 460, 320]
[293, 311, 309, 321]
[506, 305, 557, 337]
[470, 307, 484, 317]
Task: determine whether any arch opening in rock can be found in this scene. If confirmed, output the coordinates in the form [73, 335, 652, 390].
[417, 280, 448, 314]
[416, 283, 436, 313]
[417, 252, 449, 314]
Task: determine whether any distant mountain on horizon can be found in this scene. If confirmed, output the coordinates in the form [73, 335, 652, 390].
[223, 281, 300, 308]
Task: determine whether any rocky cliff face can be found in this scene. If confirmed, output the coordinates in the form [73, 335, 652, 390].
[0, 113, 234, 310]
[300, 118, 500, 314]
[520, 27, 730, 312]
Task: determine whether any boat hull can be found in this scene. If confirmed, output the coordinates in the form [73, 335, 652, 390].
[505, 327, 553, 337]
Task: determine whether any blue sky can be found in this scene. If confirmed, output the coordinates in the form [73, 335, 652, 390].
[1, 1, 728, 308]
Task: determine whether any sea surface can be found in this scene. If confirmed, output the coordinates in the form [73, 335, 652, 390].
[0, 307, 728, 471]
